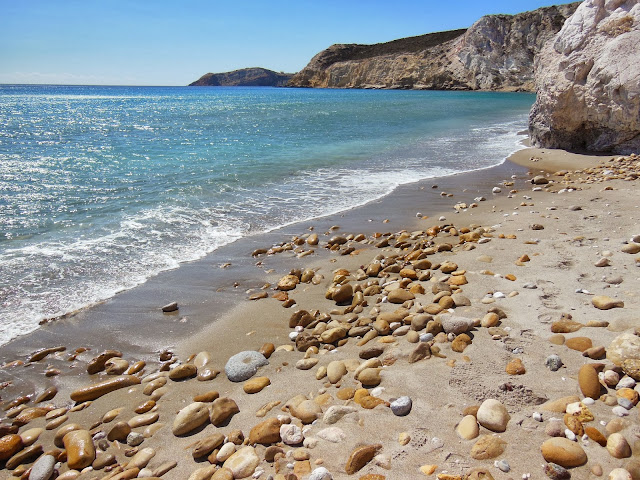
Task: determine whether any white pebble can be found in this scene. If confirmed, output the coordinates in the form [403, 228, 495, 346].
[564, 429, 576, 441]
[495, 460, 510, 472]
[582, 397, 595, 406]
[289, 332, 299, 341]
[494, 292, 505, 298]
[532, 412, 543, 422]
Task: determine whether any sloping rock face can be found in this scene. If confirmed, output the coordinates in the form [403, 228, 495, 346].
[529, 0, 640, 153]
[288, 3, 579, 91]
[189, 68, 293, 87]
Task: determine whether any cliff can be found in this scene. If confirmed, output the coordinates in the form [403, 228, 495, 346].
[529, 0, 640, 153]
[189, 68, 293, 87]
[288, 3, 580, 91]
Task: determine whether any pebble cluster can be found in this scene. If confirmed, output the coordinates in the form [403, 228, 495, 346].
[0, 154, 639, 479]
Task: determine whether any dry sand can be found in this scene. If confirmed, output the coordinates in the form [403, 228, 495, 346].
[1, 149, 640, 480]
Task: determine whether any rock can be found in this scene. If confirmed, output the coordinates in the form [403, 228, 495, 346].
[5, 444, 42, 470]
[608, 333, 640, 366]
[585, 426, 607, 446]
[451, 333, 472, 352]
[192, 433, 225, 459]
[476, 399, 510, 432]
[248, 418, 281, 445]
[63, 429, 96, 470]
[345, 444, 382, 475]
[540, 438, 587, 468]
[291, 400, 322, 424]
[529, 0, 640, 153]
[360, 346, 385, 359]
[162, 301, 178, 312]
[277, 274, 299, 291]
[606, 432, 631, 458]
[280, 423, 304, 445]
[545, 355, 564, 371]
[408, 342, 431, 363]
[223, 446, 260, 479]
[390, 396, 412, 416]
[216, 442, 236, 463]
[578, 364, 602, 399]
[441, 315, 473, 335]
[358, 368, 382, 387]
[296, 358, 319, 370]
[320, 327, 348, 344]
[323, 405, 358, 424]
[332, 284, 353, 304]
[481, 313, 499, 328]
[532, 175, 549, 185]
[565, 337, 592, 352]
[127, 432, 144, 446]
[387, 289, 414, 304]
[470, 435, 506, 460]
[210, 397, 240, 426]
[622, 358, 640, 381]
[317, 427, 347, 443]
[327, 361, 347, 384]
[70, 375, 141, 402]
[224, 351, 268, 382]
[93, 452, 116, 469]
[309, 467, 333, 480]
[0, 434, 23, 460]
[107, 421, 131, 442]
[622, 243, 640, 254]
[243, 376, 270, 394]
[505, 358, 526, 375]
[173, 402, 210, 436]
[592, 296, 624, 310]
[608, 469, 633, 480]
[544, 463, 571, 480]
[29, 455, 56, 480]
[169, 363, 197, 380]
[456, 415, 480, 440]
[128, 447, 156, 469]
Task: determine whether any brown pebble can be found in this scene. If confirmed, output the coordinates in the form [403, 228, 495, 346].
[193, 391, 220, 403]
[345, 444, 382, 475]
[505, 358, 526, 375]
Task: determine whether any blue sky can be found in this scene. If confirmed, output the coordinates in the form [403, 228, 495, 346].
[0, 0, 572, 86]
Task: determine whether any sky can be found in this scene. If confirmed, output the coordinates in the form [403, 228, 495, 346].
[0, 0, 572, 86]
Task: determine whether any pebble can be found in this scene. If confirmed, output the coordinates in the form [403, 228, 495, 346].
[290, 400, 322, 424]
[606, 432, 631, 458]
[0, 434, 23, 460]
[217, 442, 236, 462]
[505, 358, 526, 375]
[64, 429, 96, 470]
[28, 454, 56, 480]
[470, 435, 506, 459]
[225, 351, 268, 382]
[326, 361, 347, 384]
[495, 459, 510, 472]
[612, 406, 629, 417]
[540, 438, 587, 467]
[390, 396, 412, 416]
[544, 463, 570, 480]
[210, 397, 240, 426]
[280, 424, 304, 445]
[456, 415, 479, 440]
[243, 376, 271, 394]
[308, 467, 333, 480]
[323, 405, 358, 424]
[127, 432, 144, 446]
[316, 427, 346, 443]
[172, 402, 210, 436]
[476, 399, 510, 432]
[592, 295, 624, 310]
[578, 364, 601, 399]
[609, 468, 633, 480]
[223, 446, 260, 479]
[545, 355, 563, 371]
[345, 444, 382, 475]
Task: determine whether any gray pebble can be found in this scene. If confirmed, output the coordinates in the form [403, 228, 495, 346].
[127, 432, 144, 446]
[617, 376, 636, 389]
[390, 396, 412, 416]
[523, 283, 537, 289]
[224, 350, 269, 382]
[419, 333, 434, 342]
[545, 355, 563, 371]
[28, 454, 56, 480]
[495, 459, 510, 472]
[612, 406, 629, 417]
[617, 397, 634, 410]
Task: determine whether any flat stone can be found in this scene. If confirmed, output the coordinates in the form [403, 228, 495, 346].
[27, 453, 55, 480]
[248, 418, 281, 445]
[210, 397, 240, 427]
[169, 363, 197, 380]
[477, 399, 510, 432]
[327, 361, 347, 384]
[243, 377, 270, 394]
[456, 415, 479, 440]
[345, 444, 382, 475]
[470, 435, 506, 459]
[172, 402, 210, 436]
[408, 342, 431, 363]
[223, 446, 260, 479]
[550, 321, 583, 333]
[225, 351, 268, 382]
[578, 364, 601, 399]
[540, 438, 587, 468]
[592, 295, 624, 310]
[323, 405, 358, 424]
[387, 289, 414, 304]
[565, 337, 592, 352]
[290, 400, 322, 424]
[317, 426, 347, 443]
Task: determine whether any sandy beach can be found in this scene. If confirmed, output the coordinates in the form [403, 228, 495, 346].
[1, 147, 640, 480]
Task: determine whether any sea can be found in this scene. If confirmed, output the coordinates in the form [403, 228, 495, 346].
[0, 85, 535, 346]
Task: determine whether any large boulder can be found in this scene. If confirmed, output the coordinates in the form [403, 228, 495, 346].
[529, 0, 640, 153]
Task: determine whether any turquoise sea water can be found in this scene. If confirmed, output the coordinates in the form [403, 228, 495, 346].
[0, 85, 534, 345]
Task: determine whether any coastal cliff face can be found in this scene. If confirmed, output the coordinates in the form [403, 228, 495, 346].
[529, 0, 640, 153]
[189, 68, 293, 87]
[288, 3, 580, 91]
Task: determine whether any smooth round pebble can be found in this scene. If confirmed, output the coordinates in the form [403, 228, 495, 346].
[28, 454, 56, 480]
[224, 351, 268, 382]
[308, 467, 333, 480]
[390, 396, 412, 416]
[495, 459, 510, 472]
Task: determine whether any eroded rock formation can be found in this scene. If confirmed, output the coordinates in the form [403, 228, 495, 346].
[288, 3, 579, 91]
[529, 0, 640, 153]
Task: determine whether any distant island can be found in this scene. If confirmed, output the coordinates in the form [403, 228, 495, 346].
[188, 67, 293, 87]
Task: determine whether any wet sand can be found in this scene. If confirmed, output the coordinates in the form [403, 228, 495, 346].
[1, 149, 640, 480]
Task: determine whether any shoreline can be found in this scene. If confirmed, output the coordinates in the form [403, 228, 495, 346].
[1, 147, 639, 479]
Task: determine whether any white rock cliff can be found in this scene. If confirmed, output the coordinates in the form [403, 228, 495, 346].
[529, 0, 640, 153]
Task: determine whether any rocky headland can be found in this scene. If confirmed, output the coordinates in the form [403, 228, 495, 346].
[288, 3, 580, 91]
[189, 68, 293, 87]
[529, 0, 640, 154]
